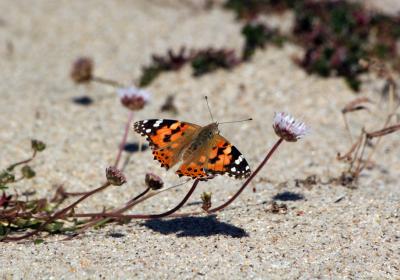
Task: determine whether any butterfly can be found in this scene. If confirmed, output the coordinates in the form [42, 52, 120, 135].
[134, 119, 251, 179]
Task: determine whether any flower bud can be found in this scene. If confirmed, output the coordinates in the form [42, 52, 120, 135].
[31, 139, 46, 152]
[201, 191, 212, 211]
[145, 173, 163, 190]
[106, 166, 126, 186]
[70, 57, 93, 83]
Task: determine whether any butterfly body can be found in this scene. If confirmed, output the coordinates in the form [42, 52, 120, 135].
[134, 119, 251, 179]
[182, 123, 217, 161]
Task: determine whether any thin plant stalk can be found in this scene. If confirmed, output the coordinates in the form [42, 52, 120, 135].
[342, 114, 353, 143]
[75, 179, 199, 220]
[74, 179, 191, 219]
[92, 76, 124, 88]
[6, 150, 37, 171]
[353, 134, 368, 177]
[73, 187, 152, 233]
[207, 138, 283, 213]
[114, 111, 134, 168]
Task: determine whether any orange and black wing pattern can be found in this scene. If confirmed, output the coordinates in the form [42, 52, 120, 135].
[175, 134, 251, 179]
[204, 135, 251, 179]
[134, 119, 200, 170]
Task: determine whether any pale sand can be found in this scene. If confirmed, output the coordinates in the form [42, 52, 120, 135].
[0, 1, 399, 279]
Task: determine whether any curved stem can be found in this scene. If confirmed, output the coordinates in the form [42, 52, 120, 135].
[124, 179, 199, 219]
[3, 182, 112, 242]
[208, 138, 284, 213]
[74, 179, 191, 218]
[73, 187, 152, 233]
[76, 179, 200, 220]
[7, 150, 37, 171]
[114, 111, 134, 168]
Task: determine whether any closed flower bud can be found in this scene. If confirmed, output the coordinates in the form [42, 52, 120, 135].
[71, 57, 93, 83]
[106, 166, 126, 186]
[145, 173, 164, 190]
[31, 139, 46, 152]
[201, 191, 212, 211]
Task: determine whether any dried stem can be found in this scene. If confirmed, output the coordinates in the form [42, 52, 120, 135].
[92, 76, 124, 88]
[6, 150, 37, 171]
[356, 84, 400, 174]
[353, 133, 368, 177]
[74, 179, 191, 219]
[342, 114, 353, 143]
[76, 179, 199, 220]
[73, 187, 152, 233]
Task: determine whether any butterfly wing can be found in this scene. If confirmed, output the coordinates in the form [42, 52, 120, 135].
[204, 135, 251, 179]
[175, 134, 251, 179]
[176, 147, 209, 178]
[134, 119, 200, 169]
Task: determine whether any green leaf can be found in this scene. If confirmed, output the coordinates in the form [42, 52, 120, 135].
[45, 221, 64, 233]
[0, 224, 7, 236]
[34, 238, 44, 245]
[0, 171, 15, 184]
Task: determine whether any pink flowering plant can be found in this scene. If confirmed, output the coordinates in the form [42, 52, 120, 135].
[0, 110, 309, 242]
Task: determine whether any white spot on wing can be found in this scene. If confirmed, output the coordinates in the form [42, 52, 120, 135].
[235, 155, 243, 165]
[153, 119, 163, 127]
[231, 167, 236, 172]
[146, 129, 151, 133]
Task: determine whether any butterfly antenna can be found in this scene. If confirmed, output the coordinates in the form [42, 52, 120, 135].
[219, 118, 253, 125]
[204, 96, 215, 122]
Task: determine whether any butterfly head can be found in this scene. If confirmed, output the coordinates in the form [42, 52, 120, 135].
[203, 122, 220, 138]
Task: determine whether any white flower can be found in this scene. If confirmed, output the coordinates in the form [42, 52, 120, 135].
[273, 112, 309, 142]
[117, 86, 150, 110]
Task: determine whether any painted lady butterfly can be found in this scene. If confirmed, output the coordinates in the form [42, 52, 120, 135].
[134, 119, 251, 179]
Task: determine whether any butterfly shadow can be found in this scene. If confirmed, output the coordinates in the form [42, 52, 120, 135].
[141, 215, 248, 238]
[121, 142, 149, 171]
[72, 95, 94, 106]
[123, 142, 148, 153]
[272, 191, 305, 201]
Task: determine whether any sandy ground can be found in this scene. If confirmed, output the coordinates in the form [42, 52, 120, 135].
[1, 0, 399, 279]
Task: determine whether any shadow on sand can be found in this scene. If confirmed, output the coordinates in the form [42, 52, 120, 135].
[272, 191, 304, 201]
[142, 215, 248, 238]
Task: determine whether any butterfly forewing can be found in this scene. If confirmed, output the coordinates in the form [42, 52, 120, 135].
[134, 119, 200, 169]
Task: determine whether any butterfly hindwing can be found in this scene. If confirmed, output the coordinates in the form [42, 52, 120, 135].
[205, 135, 251, 179]
[176, 162, 207, 178]
[134, 119, 200, 169]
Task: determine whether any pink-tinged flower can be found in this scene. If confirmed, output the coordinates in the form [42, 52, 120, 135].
[273, 112, 309, 142]
[117, 86, 150, 111]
